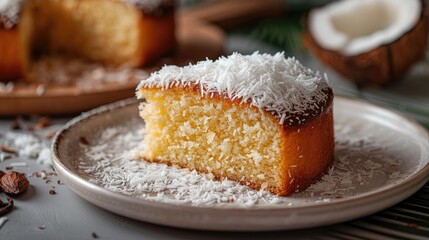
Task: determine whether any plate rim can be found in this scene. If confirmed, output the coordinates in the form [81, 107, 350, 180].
[51, 96, 429, 228]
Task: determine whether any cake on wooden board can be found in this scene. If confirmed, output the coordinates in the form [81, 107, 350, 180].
[0, 0, 175, 82]
[136, 52, 334, 196]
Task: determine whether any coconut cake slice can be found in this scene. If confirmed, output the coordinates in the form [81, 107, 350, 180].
[136, 52, 334, 196]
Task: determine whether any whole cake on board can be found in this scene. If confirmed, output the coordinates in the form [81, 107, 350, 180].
[0, 0, 175, 82]
[136, 52, 334, 196]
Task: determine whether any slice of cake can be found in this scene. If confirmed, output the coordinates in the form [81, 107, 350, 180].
[0, 0, 175, 82]
[136, 52, 334, 196]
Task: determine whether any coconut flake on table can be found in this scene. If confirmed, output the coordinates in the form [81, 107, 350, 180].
[37, 148, 52, 166]
[36, 84, 45, 96]
[137, 52, 330, 125]
[0, 217, 8, 230]
[1, 124, 62, 166]
[0, 82, 14, 93]
[78, 121, 405, 207]
[0, 0, 25, 29]
[308, 0, 421, 56]
[5, 132, 45, 159]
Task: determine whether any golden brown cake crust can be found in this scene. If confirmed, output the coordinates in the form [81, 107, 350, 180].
[276, 104, 334, 195]
[134, 5, 175, 67]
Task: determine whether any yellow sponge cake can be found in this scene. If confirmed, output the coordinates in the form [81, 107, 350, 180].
[136, 52, 334, 196]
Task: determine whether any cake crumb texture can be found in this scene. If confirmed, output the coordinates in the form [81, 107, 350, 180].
[138, 52, 334, 196]
[139, 87, 334, 196]
[140, 88, 282, 193]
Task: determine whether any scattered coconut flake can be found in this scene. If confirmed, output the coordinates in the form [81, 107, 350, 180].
[137, 52, 330, 125]
[1, 122, 59, 166]
[80, 126, 291, 207]
[0, 82, 14, 93]
[4, 132, 44, 159]
[78, 119, 406, 207]
[37, 148, 52, 166]
[36, 225, 46, 230]
[0, 0, 25, 29]
[36, 84, 45, 96]
[0, 217, 8, 230]
[304, 125, 405, 198]
[27, 56, 147, 90]
[9, 162, 27, 167]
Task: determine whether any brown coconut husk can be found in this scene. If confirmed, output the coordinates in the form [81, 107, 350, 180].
[304, 4, 428, 86]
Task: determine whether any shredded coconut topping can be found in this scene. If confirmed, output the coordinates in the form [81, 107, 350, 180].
[137, 52, 330, 124]
[0, 0, 25, 29]
[78, 120, 406, 208]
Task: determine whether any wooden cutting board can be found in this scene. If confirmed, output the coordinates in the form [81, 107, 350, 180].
[0, 14, 225, 116]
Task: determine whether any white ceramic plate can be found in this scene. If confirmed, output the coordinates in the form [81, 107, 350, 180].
[51, 96, 429, 231]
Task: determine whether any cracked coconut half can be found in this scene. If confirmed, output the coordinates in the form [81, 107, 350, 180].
[305, 0, 428, 86]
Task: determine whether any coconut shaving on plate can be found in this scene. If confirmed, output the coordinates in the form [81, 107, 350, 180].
[78, 121, 406, 208]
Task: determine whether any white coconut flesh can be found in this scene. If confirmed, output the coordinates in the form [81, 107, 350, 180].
[309, 0, 421, 56]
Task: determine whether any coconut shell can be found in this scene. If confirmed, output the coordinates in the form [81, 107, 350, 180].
[0, 25, 23, 82]
[304, 5, 428, 86]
